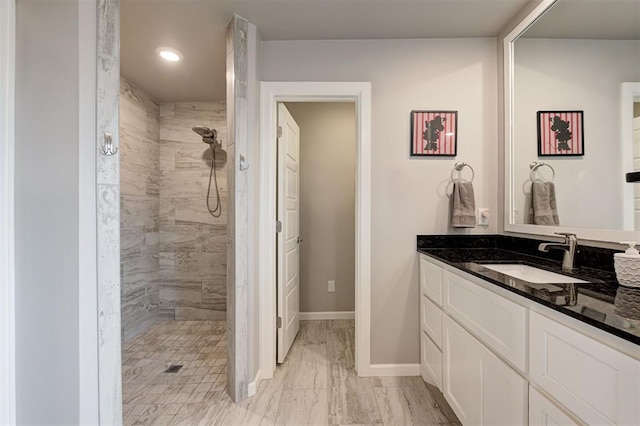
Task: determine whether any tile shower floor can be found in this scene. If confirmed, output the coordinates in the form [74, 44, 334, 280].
[122, 320, 460, 425]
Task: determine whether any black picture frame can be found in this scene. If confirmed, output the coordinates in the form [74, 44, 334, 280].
[536, 110, 584, 157]
[410, 110, 458, 157]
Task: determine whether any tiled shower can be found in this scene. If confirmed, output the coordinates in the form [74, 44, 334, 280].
[119, 78, 227, 341]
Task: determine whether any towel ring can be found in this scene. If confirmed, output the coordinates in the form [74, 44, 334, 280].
[529, 161, 555, 183]
[451, 162, 474, 183]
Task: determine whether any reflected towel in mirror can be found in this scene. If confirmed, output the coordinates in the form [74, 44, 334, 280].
[529, 181, 559, 226]
[452, 181, 476, 228]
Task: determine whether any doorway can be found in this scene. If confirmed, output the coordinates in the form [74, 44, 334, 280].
[276, 102, 358, 364]
[259, 82, 372, 383]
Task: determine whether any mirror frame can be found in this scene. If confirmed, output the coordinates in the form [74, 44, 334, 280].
[502, 0, 640, 243]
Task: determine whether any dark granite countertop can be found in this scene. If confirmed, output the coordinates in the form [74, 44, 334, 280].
[417, 235, 640, 346]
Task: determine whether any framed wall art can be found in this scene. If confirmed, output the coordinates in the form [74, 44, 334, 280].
[410, 110, 458, 157]
[537, 110, 584, 156]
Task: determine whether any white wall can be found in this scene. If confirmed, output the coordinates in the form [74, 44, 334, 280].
[15, 0, 82, 422]
[513, 39, 640, 229]
[0, 0, 16, 423]
[78, 0, 99, 422]
[262, 39, 498, 364]
[285, 102, 356, 313]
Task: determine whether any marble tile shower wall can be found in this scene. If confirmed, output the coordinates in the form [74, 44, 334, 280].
[120, 78, 161, 342]
[159, 101, 228, 321]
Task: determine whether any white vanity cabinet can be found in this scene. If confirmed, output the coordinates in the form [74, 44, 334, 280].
[419, 256, 444, 388]
[420, 255, 527, 425]
[418, 253, 640, 426]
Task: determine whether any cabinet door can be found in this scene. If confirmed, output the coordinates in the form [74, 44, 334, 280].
[529, 387, 580, 426]
[444, 315, 528, 426]
[420, 256, 443, 306]
[443, 315, 477, 425]
[421, 294, 442, 347]
[530, 311, 640, 425]
[421, 330, 443, 389]
[477, 337, 528, 426]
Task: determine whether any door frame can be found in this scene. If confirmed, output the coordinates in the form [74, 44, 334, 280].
[0, 0, 16, 423]
[258, 81, 372, 380]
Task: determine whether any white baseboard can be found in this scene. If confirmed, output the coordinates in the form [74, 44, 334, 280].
[248, 369, 261, 397]
[299, 311, 355, 320]
[368, 363, 421, 377]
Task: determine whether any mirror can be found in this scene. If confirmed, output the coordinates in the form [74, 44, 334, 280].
[504, 0, 640, 241]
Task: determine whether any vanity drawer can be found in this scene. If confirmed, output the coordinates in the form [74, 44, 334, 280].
[421, 330, 442, 390]
[421, 294, 442, 347]
[530, 311, 640, 425]
[420, 256, 443, 306]
[443, 270, 527, 372]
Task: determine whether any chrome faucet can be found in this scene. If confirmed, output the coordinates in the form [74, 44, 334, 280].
[536, 283, 578, 306]
[538, 232, 578, 272]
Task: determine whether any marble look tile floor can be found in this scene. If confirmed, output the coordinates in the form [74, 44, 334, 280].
[122, 320, 460, 425]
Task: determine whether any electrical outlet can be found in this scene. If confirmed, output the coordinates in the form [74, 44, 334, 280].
[328, 280, 335, 293]
[478, 208, 490, 226]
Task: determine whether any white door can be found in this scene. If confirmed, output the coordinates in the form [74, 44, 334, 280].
[276, 103, 300, 363]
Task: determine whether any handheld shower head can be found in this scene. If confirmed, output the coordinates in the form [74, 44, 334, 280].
[193, 126, 220, 148]
[194, 125, 224, 219]
[192, 125, 213, 138]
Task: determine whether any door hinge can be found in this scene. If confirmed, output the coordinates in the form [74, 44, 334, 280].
[277, 317, 283, 328]
[277, 126, 283, 138]
[276, 221, 282, 233]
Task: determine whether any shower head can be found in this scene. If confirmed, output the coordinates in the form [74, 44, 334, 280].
[193, 125, 223, 154]
[191, 126, 218, 138]
[192, 125, 218, 144]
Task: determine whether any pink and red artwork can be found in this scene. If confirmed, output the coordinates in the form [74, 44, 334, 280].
[537, 111, 584, 156]
[411, 110, 457, 157]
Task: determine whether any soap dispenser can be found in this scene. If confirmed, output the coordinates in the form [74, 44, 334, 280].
[614, 242, 640, 320]
[614, 241, 640, 288]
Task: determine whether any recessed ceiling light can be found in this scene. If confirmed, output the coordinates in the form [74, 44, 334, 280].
[156, 47, 182, 62]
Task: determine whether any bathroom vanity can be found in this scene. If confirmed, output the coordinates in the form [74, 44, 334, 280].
[417, 235, 640, 426]
[418, 0, 640, 422]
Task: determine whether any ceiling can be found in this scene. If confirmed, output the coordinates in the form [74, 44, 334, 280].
[523, 0, 640, 40]
[120, 0, 532, 103]
[120, 0, 528, 102]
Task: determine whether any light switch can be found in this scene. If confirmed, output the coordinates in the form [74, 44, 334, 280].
[328, 280, 335, 293]
[478, 208, 490, 226]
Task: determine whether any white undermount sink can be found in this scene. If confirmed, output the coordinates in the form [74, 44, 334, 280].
[481, 264, 589, 284]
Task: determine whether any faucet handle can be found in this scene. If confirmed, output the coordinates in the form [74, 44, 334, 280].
[554, 232, 577, 242]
